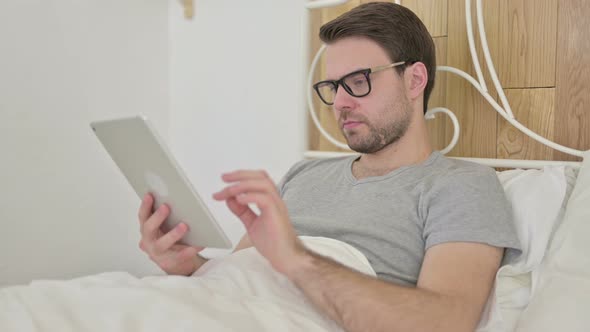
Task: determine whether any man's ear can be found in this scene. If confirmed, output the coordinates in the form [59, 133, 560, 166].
[405, 62, 428, 100]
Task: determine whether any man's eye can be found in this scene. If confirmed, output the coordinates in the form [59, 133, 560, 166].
[353, 79, 365, 87]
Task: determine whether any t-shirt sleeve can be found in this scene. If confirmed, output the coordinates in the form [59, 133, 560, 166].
[277, 159, 312, 196]
[422, 167, 521, 252]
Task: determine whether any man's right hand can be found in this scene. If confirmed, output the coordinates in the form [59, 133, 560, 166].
[138, 193, 207, 276]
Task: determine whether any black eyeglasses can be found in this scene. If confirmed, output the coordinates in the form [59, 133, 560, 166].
[313, 61, 407, 105]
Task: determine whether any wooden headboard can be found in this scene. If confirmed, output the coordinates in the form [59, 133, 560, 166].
[306, 0, 590, 162]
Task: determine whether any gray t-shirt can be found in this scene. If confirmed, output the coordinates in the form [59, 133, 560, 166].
[278, 152, 520, 286]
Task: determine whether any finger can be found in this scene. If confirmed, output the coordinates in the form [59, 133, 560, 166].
[226, 197, 257, 229]
[178, 246, 201, 260]
[153, 222, 189, 255]
[142, 204, 170, 241]
[212, 179, 277, 201]
[138, 193, 154, 224]
[171, 243, 205, 255]
[221, 170, 270, 183]
[236, 192, 273, 211]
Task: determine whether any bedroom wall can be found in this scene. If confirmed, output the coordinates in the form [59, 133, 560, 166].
[0, 1, 168, 286]
[168, 1, 307, 254]
[308, 0, 590, 161]
[0, 0, 307, 286]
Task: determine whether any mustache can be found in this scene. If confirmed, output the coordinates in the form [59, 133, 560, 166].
[338, 111, 368, 125]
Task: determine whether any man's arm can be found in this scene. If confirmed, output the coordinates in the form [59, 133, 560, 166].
[286, 242, 502, 332]
[213, 170, 502, 332]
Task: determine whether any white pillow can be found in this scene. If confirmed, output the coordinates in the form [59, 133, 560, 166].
[497, 167, 567, 272]
[477, 166, 569, 332]
[516, 151, 590, 332]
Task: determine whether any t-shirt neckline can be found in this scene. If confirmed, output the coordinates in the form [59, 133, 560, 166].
[344, 151, 442, 185]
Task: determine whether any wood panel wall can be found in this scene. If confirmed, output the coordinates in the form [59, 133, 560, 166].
[307, 0, 590, 161]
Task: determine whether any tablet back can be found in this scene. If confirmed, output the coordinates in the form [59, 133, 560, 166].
[91, 115, 232, 249]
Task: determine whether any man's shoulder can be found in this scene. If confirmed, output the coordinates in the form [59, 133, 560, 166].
[421, 153, 501, 194]
[431, 153, 497, 179]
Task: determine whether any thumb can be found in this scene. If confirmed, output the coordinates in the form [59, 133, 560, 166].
[226, 197, 257, 229]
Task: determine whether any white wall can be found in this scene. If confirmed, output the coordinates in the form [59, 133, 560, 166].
[0, 1, 169, 286]
[168, 1, 307, 254]
[0, 0, 306, 286]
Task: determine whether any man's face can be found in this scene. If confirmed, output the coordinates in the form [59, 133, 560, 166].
[324, 37, 413, 154]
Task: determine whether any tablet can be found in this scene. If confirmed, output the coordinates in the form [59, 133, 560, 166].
[90, 115, 232, 249]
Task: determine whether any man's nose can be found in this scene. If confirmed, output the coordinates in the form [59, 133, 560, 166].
[332, 85, 357, 111]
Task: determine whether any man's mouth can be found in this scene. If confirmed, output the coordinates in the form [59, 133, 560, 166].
[342, 121, 363, 129]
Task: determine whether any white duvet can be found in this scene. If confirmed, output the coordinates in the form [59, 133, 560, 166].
[0, 237, 375, 332]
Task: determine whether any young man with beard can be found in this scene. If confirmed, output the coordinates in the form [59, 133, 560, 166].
[137, 3, 519, 331]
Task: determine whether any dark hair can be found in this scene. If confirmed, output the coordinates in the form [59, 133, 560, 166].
[319, 2, 436, 114]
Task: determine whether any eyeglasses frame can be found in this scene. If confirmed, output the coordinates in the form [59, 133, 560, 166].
[312, 61, 407, 106]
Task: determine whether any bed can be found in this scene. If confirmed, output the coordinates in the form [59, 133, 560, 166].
[0, 159, 588, 331]
[1, 1, 589, 331]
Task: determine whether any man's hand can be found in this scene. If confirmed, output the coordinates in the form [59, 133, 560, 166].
[138, 193, 207, 276]
[212, 170, 306, 275]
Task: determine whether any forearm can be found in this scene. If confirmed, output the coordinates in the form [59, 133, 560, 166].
[287, 251, 475, 332]
[166, 254, 209, 276]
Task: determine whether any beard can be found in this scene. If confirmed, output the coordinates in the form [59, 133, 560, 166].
[340, 100, 413, 154]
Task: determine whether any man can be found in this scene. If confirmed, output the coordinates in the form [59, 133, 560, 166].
[137, 3, 519, 331]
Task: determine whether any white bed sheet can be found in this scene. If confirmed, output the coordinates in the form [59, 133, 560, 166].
[0, 237, 373, 332]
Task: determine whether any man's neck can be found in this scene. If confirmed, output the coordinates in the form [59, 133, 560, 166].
[351, 118, 433, 180]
